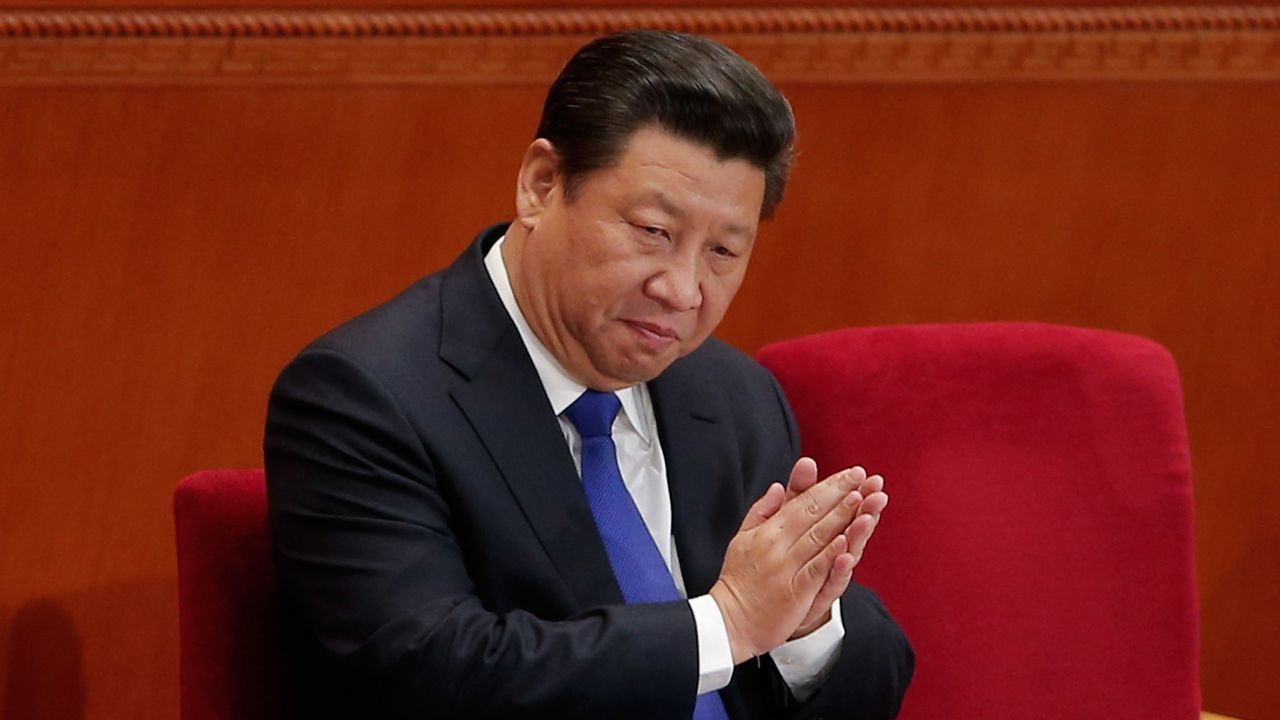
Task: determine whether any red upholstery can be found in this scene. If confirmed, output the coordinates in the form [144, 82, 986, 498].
[758, 323, 1200, 720]
[174, 468, 286, 720]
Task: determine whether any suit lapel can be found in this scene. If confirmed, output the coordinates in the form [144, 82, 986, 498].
[650, 356, 745, 598]
[439, 227, 624, 609]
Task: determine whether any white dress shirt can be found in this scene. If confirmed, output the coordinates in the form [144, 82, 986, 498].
[484, 234, 843, 700]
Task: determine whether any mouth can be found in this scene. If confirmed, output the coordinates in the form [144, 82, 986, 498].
[623, 320, 680, 350]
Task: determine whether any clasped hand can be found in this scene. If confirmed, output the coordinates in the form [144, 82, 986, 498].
[709, 458, 889, 665]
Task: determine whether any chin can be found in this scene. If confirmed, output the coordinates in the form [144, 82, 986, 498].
[593, 355, 674, 386]
[608, 366, 664, 386]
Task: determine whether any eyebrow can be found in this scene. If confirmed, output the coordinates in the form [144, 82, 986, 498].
[631, 190, 753, 238]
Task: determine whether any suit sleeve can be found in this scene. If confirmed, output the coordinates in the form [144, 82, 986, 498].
[265, 347, 698, 719]
[777, 584, 915, 720]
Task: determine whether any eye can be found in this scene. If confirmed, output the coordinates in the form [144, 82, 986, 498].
[639, 225, 671, 240]
[711, 245, 738, 259]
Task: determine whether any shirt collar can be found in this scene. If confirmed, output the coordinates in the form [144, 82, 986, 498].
[483, 234, 653, 444]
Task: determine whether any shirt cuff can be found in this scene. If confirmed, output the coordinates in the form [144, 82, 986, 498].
[689, 594, 735, 694]
[768, 598, 845, 702]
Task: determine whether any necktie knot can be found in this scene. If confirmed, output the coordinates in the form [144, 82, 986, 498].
[564, 389, 622, 439]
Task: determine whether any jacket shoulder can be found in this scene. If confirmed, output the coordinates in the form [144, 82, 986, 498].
[677, 337, 799, 452]
[305, 274, 444, 368]
[682, 336, 783, 393]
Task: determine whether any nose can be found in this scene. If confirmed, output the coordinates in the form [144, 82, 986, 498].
[645, 252, 702, 312]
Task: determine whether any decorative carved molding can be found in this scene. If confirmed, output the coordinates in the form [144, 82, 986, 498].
[3, 6, 1280, 38]
[2, 6, 1278, 83]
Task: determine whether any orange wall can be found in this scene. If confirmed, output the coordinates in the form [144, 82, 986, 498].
[2, 19, 1279, 720]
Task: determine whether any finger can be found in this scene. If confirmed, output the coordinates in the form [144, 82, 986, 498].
[808, 549, 855, 619]
[739, 482, 785, 532]
[856, 473, 884, 498]
[794, 532, 848, 597]
[785, 457, 819, 501]
[774, 467, 865, 543]
[788, 486, 863, 559]
[857, 490, 889, 520]
[845, 513, 878, 566]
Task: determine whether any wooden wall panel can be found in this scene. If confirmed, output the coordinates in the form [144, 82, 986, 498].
[0, 84, 545, 719]
[2, 7, 1278, 720]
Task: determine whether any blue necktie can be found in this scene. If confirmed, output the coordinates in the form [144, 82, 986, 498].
[564, 389, 730, 720]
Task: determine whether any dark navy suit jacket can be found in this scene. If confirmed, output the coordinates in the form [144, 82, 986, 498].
[264, 224, 913, 719]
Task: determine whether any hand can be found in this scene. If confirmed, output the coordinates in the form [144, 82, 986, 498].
[784, 458, 890, 639]
[709, 465, 866, 664]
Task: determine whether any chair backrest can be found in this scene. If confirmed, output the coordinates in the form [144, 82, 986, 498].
[174, 468, 285, 720]
[758, 323, 1200, 720]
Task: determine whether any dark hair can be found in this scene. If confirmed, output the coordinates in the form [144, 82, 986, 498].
[536, 30, 796, 219]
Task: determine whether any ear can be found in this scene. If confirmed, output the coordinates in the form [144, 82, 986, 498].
[514, 138, 561, 231]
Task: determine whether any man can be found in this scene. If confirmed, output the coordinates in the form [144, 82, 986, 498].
[266, 30, 913, 719]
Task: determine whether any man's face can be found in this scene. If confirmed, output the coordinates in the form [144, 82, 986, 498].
[510, 126, 766, 390]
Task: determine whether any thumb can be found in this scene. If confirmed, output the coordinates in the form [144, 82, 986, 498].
[785, 457, 818, 501]
[740, 482, 784, 531]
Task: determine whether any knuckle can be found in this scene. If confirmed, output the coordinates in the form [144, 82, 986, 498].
[764, 545, 787, 569]
[801, 496, 823, 518]
[788, 573, 804, 597]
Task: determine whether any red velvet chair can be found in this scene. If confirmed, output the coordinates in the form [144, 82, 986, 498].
[757, 323, 1201, 720]
[176, 323, 1204, 718]
[174, 468, 286, 720]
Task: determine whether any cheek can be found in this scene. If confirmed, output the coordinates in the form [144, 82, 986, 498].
[602, 260, 662, 307]
[706, 271, 745, 313]
[566, 225, 647, 292]
[690, 279, 740, 335]
[564, 269, 634, 330]
[694, 298, 729, 334]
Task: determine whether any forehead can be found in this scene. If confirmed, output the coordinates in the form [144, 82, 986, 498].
[583, 127, 766, 230]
